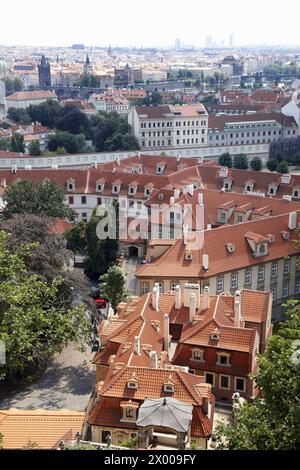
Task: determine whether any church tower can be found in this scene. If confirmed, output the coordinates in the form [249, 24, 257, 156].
[38, 55, 51, 87]
[84, 54, 93, 74]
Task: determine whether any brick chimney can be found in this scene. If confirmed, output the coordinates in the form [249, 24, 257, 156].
[234, 291, 244, 328]
[150, 350, 158, 369]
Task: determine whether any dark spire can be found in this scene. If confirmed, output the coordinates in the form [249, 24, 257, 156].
[85, 54, 90, 66]
[41, 55, 46, 65]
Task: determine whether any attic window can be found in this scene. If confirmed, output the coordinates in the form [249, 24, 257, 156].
[128, 380, 138, 390]
[67, 182, 74, 191]
[210, 328, 220, 341]
[113, 185, 119, 193]
[185, 250, 193, 261]
[158, 194, 164, 200]
[164, 382, 175, 393]
[96, 183, 103, 192]
[258, 243, 267, 255]
[157, 166, 162, 174]
[226, 243, 235, 253]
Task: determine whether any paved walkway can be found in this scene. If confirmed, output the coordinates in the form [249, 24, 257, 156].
[0, 343, 95, 411]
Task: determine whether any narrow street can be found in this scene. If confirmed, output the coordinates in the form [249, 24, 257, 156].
[0, 343, 95, 411]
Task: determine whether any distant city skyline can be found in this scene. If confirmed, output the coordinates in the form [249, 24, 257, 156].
[1, 0, 300, 49]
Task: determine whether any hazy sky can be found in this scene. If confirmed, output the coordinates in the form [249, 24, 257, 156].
[1, 0, 300, 48]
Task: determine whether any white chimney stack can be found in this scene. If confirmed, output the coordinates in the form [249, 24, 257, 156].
[183, 283, 200, 308]
[152, 284, 160, 311]
[174, 188, 180, 200]
[198, 192, 204, 206]
[202, 254, 209, 271]
[175, 285, 181, 309]
[288, 211, 297, 231]
[170, 196, 175, 205]
[164, 314, 169, 352]
[183, 223, 189, 245]
[219, 167, 228, 178]
[134, 336, 141, 355]
[189, 293, 196, 323]
[150, 350, 158, 369]
[203, 286, 210, 310]
[234, 291, 243, 328]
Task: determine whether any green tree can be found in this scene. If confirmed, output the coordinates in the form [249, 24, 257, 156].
[65, 221, 87, 253]
[0, 231, 89, 382]
[121, 134, 140, 150]
[57, 104, 91, 137]
[7, 107, 31, 125]
[10, 134, 25, 153]
[14, 77, 23, 92]
[0, 138, 9, 150]
[47, 131, 87, 154]
[85, 207, 119, 279]
[215, 301, 300, 450]
[233, 154, 249, 170]
[277, 160, 289, 174]
[28, 140, 41, 156]
[3, 180, 76, 220]
[250, 157, 263, 171]
[267, 158, 278, 172]
[27, 100, 61, 128]
[99, 266, 128, 313]
[218, 153, 233, 168]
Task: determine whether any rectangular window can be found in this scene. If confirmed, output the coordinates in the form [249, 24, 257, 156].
[218, 354, 230, 366]
[284, 258, 290, 275]
[235, 377, 245, 392]
[68, 196, 74, 205]
[244, 270, 252, 286]
[283, 281, 289, 298]
[205, 373, 214, 386]
[193, 350, 204, 361]
[216, 277, 224, 294]
[171, 283, 178, 291]
[258, 266, 265, 282]
[231, 273, 238, 290]
[81, 196, 86, 204]
[140, 282, 150, 295]
[271, 262, 278, 278]
[295, 278, 300, 294]
[101, 431, 111, 444]
[271, 286, 277, 301]
[220, 375, 230, 389]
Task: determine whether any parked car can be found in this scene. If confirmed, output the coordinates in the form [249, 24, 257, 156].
[95, 298, 107, 309]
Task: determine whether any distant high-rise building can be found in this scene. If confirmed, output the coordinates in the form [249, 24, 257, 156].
[229, 34, 234, 47]
[175, 38, 181, 51]
[38, 55, 51, 88]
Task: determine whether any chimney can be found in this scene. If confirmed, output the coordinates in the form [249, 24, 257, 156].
[189, 293, 196, 323]
[0, 178, 6, 188]
[152, 284, 160, 311]
[183, 223, 189, 245]
[203, 286, 210, 310]
[183, 283, 200, 308]
[234, 291, 243, 328]
[202, 254, 209, 271]
[174, 188, 180, 199]
[150, 350, 158, 369]
[170, 196, 175, 205]
[288, 211, 297, 230]
[164, 314, 169, 352]
[198, 192, 204, 206]
[134, 336, 141, 355]
[175, 285, 181, 309]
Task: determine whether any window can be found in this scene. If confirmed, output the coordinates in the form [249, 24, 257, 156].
[219, 211, 226, 222]
[97, 197, 102, 205]
[258, 266, 265, 282]
[216, 277, 224, 294]
[81, 196, 86, 204]
[295, 278, 300, 294]
[96, 183, 103, 192]
[171, 283, 178, 291]
[128, 380, 138, 389]
[205, 373, 214, 386]
[284, 258, 290, 275]
[101, 431, 111, 444]
[231, 273, 238, 290]
[283, 281, 289, 298]
[244, 270, 252, 286]
[220, 375, 230, 389]
[235, 377, 245, 392]
[236, 215, 243, 223]
[192, 349, 204, 361]
[217, 354, 230, 366]
[271, 286, 277, 301]
[258, 244, 266, 255]
[125, 408, 134, 419]
[271, 262, 278, 278]
[81, 212, 87, 222]
[140, 282, 150, 295]
[68, 196, 74, 205]
[164, 383, 175, 393]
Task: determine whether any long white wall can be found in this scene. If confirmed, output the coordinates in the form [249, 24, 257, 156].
[0, 143, 270, 169]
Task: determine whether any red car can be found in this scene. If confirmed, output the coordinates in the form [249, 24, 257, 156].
[95, 298, 107, 309]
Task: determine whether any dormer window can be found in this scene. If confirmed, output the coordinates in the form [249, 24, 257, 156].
[144, 188, 151, 197]
[120, 401, 139, 423]
[112, 184, 121, 194]
[164, 375, 175, 393]
[210, 328, 220, 341]
[293, 187, 300, 198]
[219, 211, 227, 223]
[96, 181, 104, 192]
[127, 373, 138, 389]
[67, 179, 75, 192]
[267, 184, 278, 197]
[258, 243, 267, 255]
